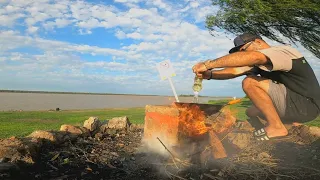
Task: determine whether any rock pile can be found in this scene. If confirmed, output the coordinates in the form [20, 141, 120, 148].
[0, 116, 143, 173]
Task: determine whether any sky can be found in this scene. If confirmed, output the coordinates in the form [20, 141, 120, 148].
[0, 0, 319, 97]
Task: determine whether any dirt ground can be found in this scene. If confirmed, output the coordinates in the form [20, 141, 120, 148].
[1, 125, 320, 180]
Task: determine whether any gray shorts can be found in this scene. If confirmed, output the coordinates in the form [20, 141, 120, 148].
[268, 81, 287, 117]
[268, 81, 319, 122]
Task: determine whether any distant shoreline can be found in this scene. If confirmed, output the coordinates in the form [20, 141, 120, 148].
[0, 90, 159, 96]
[0, 89, 233, 98]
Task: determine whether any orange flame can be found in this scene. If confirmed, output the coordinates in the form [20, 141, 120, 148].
[174, 103, 208, 137]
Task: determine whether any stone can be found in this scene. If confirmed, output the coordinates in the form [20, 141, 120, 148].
[60, 124, 82, 134]
[297, 125, 310, 138]
[0, 137, 41, 164]
[28, 130, 59, 143]
[60, 124, 90, 137]
[27, 130, 75, 145]
[309, 126, 320, 137]
[258, 152, 271, 159]
[291, 125, 319, 143]
[83, 117, 101, 132]
[94, 133, 103, 141]
[99, 122, 109, 134]
[129, 124, 144, 131]
[107, 116, 130, 129]
[226, 132, 252, 150]
[206, 109, 237, 134]
[208, 129, 227, 159]
[105, 129, 117, 136]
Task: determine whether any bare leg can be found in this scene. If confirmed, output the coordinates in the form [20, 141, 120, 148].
[242, 76, 288, 138]
[246, 106, 265, 129]
[247, 105, 301, 129]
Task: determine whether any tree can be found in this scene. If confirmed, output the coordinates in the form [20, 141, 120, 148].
[206, 0, 320, 58]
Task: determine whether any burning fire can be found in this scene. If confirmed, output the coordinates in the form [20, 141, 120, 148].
[173, 103, 208, 137]
[172, 99, 241, 137]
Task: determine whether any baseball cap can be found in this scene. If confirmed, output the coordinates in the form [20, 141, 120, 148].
[229, 33, 263, 54]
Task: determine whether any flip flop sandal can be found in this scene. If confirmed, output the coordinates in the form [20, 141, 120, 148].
[253, 128, 291, 141]
[255, 134, 271, 141]
[255, 134, 292, 141]
[253, 128, 267, 137]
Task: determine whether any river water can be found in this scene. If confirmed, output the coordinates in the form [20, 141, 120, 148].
[0, 92, 227, 111]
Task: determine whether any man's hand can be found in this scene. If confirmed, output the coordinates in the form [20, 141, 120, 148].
[192, 62, 207, 77]
[196, 70, 212, 79]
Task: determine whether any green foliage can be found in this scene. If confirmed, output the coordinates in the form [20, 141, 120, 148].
[0, 108, 145, 138]
[206, 0, 320, 58]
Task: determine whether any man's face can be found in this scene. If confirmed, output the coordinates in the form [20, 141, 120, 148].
[239, 39, 267, 52]
[239, 41, 254, 51]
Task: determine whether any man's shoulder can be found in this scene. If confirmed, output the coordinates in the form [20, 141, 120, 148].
[257, 45, 300, 72]
[266, 45, 303, 59]
[270, 44, 295, 50]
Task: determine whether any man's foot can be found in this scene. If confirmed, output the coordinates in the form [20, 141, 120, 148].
[253, 126, 288, 141]
[264, 125, 288, 138]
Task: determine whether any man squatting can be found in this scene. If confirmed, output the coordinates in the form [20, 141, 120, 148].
[192, 33, 320, 141]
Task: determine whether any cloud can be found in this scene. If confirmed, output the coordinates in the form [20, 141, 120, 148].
[147, 0, 170, 11]
[115, 30, 126, 39]
[114, 0, 144, 3]
[0, 0, 318, 97]
[26, 26, 38, 34]
[55, 18, 72, 28]
[0, 13, 25, 26]
[77, 18, 100, 29]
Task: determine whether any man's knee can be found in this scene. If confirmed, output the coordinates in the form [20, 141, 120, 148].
[242, 76, 270, 93]
[242, 77, 256, 93]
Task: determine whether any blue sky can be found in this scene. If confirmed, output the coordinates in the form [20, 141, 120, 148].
[0, 0, 319, 97]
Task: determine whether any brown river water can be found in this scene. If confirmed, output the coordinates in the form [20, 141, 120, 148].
[0, 92, 227, 111]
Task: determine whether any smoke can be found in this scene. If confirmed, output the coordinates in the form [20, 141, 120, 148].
[140, 133, 173, 156]
[134, 132, 198, 178]
[136, 103, 239, 178]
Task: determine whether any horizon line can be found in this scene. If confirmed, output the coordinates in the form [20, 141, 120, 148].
[0, 89, 234, 98]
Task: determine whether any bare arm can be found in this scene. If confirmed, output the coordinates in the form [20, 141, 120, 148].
[210, 66, 254, 80]
[201, 66, 254, 80]
[204, 51, 269, 69]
